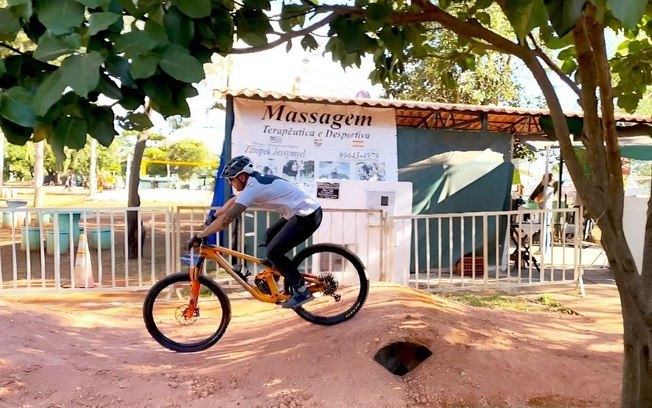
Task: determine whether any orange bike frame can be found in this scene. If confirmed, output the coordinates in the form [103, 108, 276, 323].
[188, 244, 323, 307]
[190, 244, 297, 304]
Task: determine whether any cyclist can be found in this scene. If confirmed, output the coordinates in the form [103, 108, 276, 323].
[190, 155, 323, 309]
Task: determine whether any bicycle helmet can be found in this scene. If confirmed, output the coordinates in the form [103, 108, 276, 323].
[221, 155, 254, 178]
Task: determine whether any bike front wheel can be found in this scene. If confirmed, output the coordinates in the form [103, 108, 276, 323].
[143, 272, 231, 352]
[292, 244, 368, 326]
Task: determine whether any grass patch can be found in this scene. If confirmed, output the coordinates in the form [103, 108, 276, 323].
[441, 293, 579, 315]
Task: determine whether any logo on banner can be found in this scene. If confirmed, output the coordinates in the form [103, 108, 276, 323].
[313, 138, 322, 146]
[269, 135, 283, 144]
[352, 140, 364, 148]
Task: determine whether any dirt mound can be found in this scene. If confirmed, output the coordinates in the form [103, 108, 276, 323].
[0, 284, 622, 407]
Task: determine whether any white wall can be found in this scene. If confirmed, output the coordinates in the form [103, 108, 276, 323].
[623, 196, 647, 272]
[313, 180, 413, 284]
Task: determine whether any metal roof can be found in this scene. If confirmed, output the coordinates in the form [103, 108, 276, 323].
[223, 89, 652, 136]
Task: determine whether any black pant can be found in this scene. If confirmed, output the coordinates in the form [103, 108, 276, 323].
[265, 208, 323, 289]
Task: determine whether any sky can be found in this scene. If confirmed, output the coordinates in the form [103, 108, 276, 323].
[157, 45, 384, 155]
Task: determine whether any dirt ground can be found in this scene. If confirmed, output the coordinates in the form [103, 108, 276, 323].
[0, 280, 623, 408]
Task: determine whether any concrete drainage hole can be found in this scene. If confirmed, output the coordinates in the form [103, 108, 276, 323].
[373, 341, 432, 376]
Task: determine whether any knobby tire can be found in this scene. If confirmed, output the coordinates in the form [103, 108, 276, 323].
[292, 243, 369, 326]
[143, 272, 232, 352]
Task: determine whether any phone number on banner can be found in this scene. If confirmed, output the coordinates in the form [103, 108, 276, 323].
[339, 152, 380, 160]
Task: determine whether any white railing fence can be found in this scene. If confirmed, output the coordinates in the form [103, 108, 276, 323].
[0, 206, 171, 292]
[0, 204, 585, 293]
[394, 207, 584, 292]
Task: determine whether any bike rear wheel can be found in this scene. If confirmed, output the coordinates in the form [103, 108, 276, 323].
[292, 244, 368, 325]
[143, 272, 231, 352]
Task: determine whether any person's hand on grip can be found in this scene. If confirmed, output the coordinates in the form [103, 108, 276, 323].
[187, 235, 204, 250]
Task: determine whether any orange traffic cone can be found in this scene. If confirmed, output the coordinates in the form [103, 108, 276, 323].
[73, 232, 96, 288]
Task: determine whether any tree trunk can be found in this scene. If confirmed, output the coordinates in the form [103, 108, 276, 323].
[127, 132, 147, 259]
[0, 136, 4, 188]
[33, 140, 45, 208]
[89, 138, 97, 196]
[598, 219, 652, 407]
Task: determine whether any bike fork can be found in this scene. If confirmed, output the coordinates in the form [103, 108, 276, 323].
[185, 257, 205, 319]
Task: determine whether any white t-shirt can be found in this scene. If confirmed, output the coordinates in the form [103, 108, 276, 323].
[235, 173, 320, 219]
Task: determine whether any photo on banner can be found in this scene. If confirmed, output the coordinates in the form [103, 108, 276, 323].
[232, 98, 398, 194]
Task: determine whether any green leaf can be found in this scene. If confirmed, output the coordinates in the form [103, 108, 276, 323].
[235, 8, 272, 47]
[32, 70, 67, 116]
[130, 53, 159, 79]
[87, 106, 116, 147]
[33, 32, 81, 61]
[158, 45, 204, 83]
[504, 0, 549, 39]
[212, 10, 234, 52]
[0, 8, 21, 33]
[143, 79, 172, 108]
[560, 58, 577, 74]
[36, 0, 84, 35]
[607, 0, 646, 30]
[54, 116, 87, 149]
[60, 52, 104, 98]
[8, 1, 32, 19]
[118, 112, 153, 131]
[0, 117, 32, 145]
[538, 24, 574, 49]
[118, 87, 145, 110]
[0, 87, 37, 127]
[0, 60, 5, 76]
[7, 0, 30, 5]
[617, 93, 640, 113]
[543, 0, 586, 38]
[244, 0, 270, 10]
[378, 27, 405, 56]
[279, 3, 308, 32]
[367, 3, 393, 21]
[557, 46, 575, 60]
[95, 74, 123, 101]
[300, 34, 318, 51]
[164, 6, 194, 47]
[117, 0, 139, 16]
[105, 56, 136, 89]
[473, 0, 494, 10]
[88, 12, 121, 35]
[171, 0, 211, 18]
[33, 123, 53, 142]
[76, 0, 112, 9]
[115, 29, 166, 56]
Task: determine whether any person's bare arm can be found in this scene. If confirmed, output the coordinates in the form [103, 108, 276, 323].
[197, 197, 246, 238]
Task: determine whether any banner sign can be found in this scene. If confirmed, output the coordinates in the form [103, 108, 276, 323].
[232, 98, 397, 194]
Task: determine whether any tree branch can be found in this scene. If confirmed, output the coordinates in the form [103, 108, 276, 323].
[573, 10, 610, 206]
[527, 33, 582, 101]
[408, 0, 527, 58]
[587, 8, 622, 207]
[0, 42, 24, 55]
[229, 12, 337, 54]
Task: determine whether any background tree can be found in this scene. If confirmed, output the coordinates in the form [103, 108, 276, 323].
[3, 142, 34, 180]
[143, 145, 169, 178]
[383, 5, 522, 106]
[167, 139, 211, 181]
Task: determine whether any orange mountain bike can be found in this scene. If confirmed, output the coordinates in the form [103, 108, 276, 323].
[143, 241, 369, 352]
